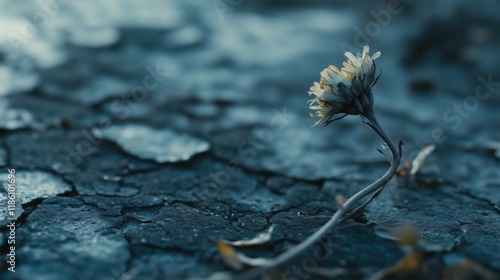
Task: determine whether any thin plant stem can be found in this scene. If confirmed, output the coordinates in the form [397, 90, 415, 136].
[338, 183, 385, 224]
[237, 109, 401, 280]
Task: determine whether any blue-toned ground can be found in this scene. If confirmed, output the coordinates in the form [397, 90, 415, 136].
[0, 0, 499, 279]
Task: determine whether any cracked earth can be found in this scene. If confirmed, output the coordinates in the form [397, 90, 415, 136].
[0, 0, 499, 279]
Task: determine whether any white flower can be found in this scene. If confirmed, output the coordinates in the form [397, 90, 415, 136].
[308, 45, 381, 126]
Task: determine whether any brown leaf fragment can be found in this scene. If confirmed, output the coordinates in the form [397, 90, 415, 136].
[368, 253, 427, 280]
[216, 240, 272, 270]
[391, 223, 420, 249]
[216, 241, 244, 270]
[396, 158, 412, 177]
[216, 226, 275, 271]
[369, 223, 428, 280]
[396, 144, 435, 177]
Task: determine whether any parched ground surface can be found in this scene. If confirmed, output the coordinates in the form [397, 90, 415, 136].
[0, 0, 499, 279]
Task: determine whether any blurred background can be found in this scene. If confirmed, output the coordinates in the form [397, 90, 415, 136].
[0, 0, 499, 279]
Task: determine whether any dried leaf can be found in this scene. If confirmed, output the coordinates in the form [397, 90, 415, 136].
[391, 223, 419, 249]
[236, 253, 271, 267]
[369, 223, 427, 280]
[217, 241, 244, 270]
[371, 223, 496, 280]
[410, 144, 435, 176]
[396, 158, 412, 177]
[369, 253, 427, 280]
[219, 225, 274, 247]
[397, 144, 435, 177]
[216, 226, 275, 270]
[216, 240, 272, 270]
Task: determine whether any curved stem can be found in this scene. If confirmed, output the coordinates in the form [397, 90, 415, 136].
[237, 109, 401, 280]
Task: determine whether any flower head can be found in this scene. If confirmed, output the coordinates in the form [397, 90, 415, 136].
[308, 46, 381, 126]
